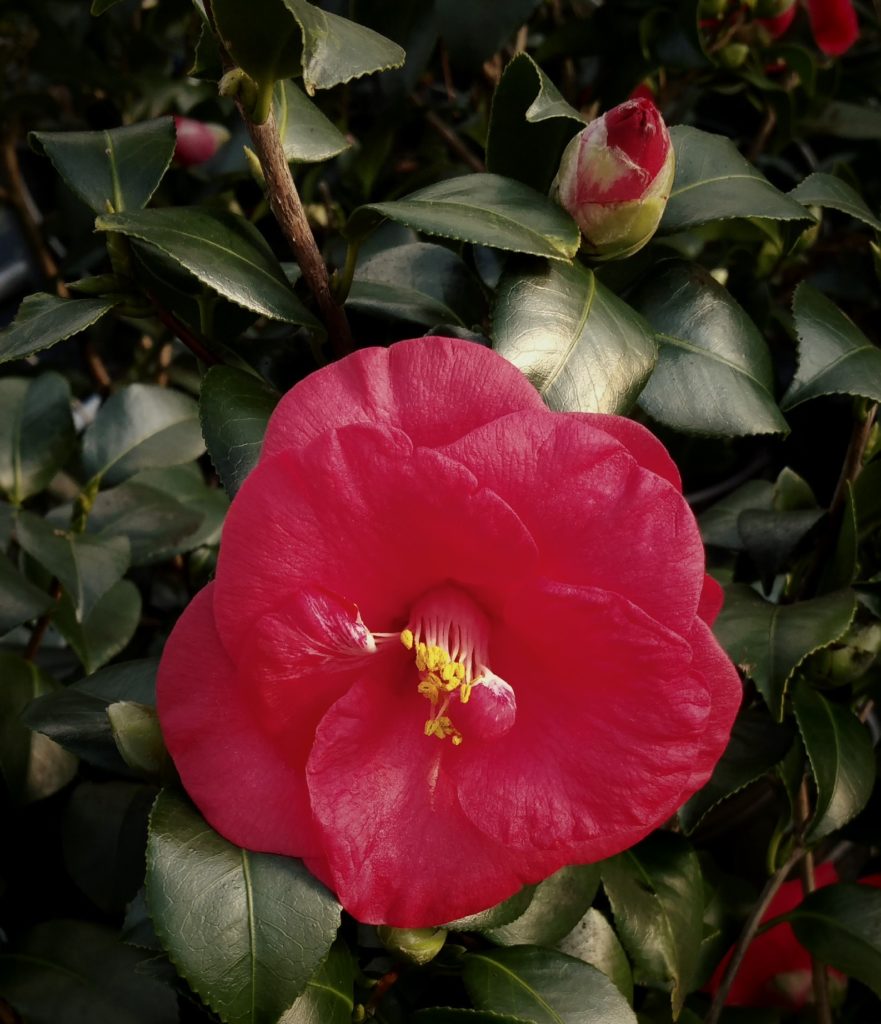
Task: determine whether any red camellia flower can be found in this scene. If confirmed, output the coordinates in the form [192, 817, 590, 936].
[759, 0, 859, 55]
[709, 864, 881, 1008]
[173, 115, 230, 167]
[550, 97, 675, 261]
[157, 337, 741, 926]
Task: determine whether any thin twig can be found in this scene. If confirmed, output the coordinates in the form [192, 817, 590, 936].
[830, 403, 877, 514]
[24, 579, 62, 663]
[145, 291, 220, 366]
[424, 110, 485, 173]
[705, 847, 804, 1024]
[796, 781, 833, 1024]
[240, 107, 354, 359]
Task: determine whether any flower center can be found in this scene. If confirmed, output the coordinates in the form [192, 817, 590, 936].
[399, 585, 516, 746]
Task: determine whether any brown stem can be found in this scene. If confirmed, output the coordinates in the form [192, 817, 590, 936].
[1, 130, 112, 393]
[145, 292, 220, 366]
[829, 403, 877, 515]
[24, 579, 62, 663]
[424, 110, 485, 173]
[796, 781, 833, 1024]
[239, 107, 354, 359]
[705, 847, 804, 1024]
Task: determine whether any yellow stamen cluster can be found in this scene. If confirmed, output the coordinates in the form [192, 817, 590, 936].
[401, 629, 474, 745]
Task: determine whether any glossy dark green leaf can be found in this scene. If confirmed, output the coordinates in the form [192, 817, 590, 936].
[146, 790, 341, 1024]
[494, 259, 656, 414]
[0, 293, 116, 365]
[82, 384, 205, 486]
[0, 374, 75, 502]
[130, 465, 228, 552]
[781, 284, 881, 410]
[281, 0, 406, 95]
[415, 1012, 530, 1024]
[803, 100, 881, 139]
[660, 126, 811, 233]
[631, 262, 788, 436]
[280, 941, 356, 1024]
[275, 79, 350, 163]
[700, 480, 775, 550]
[96, 209, 321, 326]
[21, 658, 157, 772]
[0, 919, 178, 1024]
[713, 585, 858, 720]
[31, 118, 175, 214]
[736, 508, 824, 583]
[557, 908, 633, 1001]
[62, 781, 157, 913]
[16, 512, 130, 622]
[347, 242, 486, 328]
[200, 366, 280, 498]
[0, 555, 55, 634]
[82, 481, 204, 565]
[816, 485, 857, 594]
[463, 946, 637, 1024]
[444, 885, 537, 932]
[680, 706, 794, 834]
[602, 832, 703, 1016]
[789, 172, 881, 232]
[788, 883, 881, 996]
[0, 652, 77, 804]
[486, 865, 601, 947]
[792, 679, 874, 842]
[436, 0, 542, 68]
[486, 52, 584, 193]
[348, 174, 580, 261]
[54, 579, 142, 674]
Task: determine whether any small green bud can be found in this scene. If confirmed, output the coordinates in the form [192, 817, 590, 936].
[718, 43, 751, 68]
[376, 925, 447, 966]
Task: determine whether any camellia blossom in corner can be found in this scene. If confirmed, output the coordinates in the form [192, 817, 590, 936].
[157, 337, 742, 927]
[758, 0, 859, 56]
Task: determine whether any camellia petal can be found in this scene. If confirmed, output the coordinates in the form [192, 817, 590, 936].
[806, 0, 859, 55]
[260, 336, 546, 461]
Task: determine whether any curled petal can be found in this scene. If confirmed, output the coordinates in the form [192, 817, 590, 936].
[807, 0, 858, 54]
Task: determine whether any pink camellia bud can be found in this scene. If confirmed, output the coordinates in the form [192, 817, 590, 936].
[550, 97, 675, 261]
[173, 115, 231, 168]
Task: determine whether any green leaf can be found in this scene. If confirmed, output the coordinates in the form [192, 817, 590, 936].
[16, 512, 130, 621]
[444, 886, 537, 932]
[631, 261, 789, 437]
[436, 0, 542, 68]
[679, 706, 794, 834]
[713, 585, 858, 720]
[82, 384, 205, 486]
[91, 0, 126, 13]
[463, 946, 637, 1024]
[791, 680, 874, 842]
[0, 374, 75, 502]
[281, 0, 406, 95]
[602, 832, 703, 1017]
[54, 579, 142, 674]
[62, 781, 157, 913]
[0, 293, 116, 365]
[200, 366, 280, 498]
[146, 789, 341, 1024]
[0, 919, 178, 1024]
[0, 652, 77, 803]
[781, 284, 881, 410]
[788, 883, 881, 997]
[415, 1013, 531, 1024]
[274, 79, 350, 163]
[347, 174, 580, 261]
[0, 555, 55, 633]
[21, 658, 157, 773]
[347, 242, 486, 329]
[789, 172, 881, 232]
[486, 53, 584, 193]
[802, 100, 881, 140]
[557, 909, 634, 1002]
[493, 259, 656, 414]
[485, 865, 601, 947]
[107, 702, 168, 779]
[816, 485, 857, 594]
[96, 208, 321, 327]
[660, 126, 811, 233]
[700, 480, 775, 550]
[279, 940, 355, 1024]
[31, 118, 176, 214]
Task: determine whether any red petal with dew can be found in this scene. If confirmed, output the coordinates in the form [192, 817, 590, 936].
[306, 652, 529, 926]
[214, 423, 538, 655]
[260, 337, 545, 461]
[807, 0, 858, 54]
[156, 584, 326, 856]
[438, 409, 705, 630]
[454, 580, 716, 866]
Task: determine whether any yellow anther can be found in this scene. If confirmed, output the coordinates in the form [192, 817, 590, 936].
[441, 663, 455, 682]
[460, 681, 472, 704]
[400, 628, 414, 650]
[424, 719, 437, 736]
[452, 735, 463, 746]
[455, 663, 466, 680]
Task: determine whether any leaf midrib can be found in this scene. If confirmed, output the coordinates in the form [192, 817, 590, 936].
[655, 331, 773, 394]
[471, 954, 563, 1024]
[540, 268, 597, 397]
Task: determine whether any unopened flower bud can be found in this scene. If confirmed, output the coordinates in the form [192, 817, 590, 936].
[550, 97, 675, 261]
[173, 116, 231, 167]
[376, 926, 447, 966]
